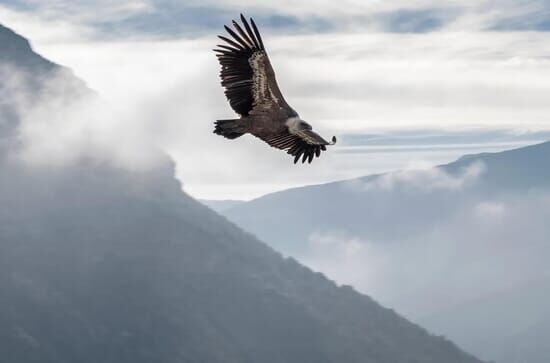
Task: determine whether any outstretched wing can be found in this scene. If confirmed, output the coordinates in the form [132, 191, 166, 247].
[261, 130, 336, 164]
[214, 14, 293, 117]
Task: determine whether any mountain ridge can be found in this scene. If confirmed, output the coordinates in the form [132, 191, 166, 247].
[226, 140, 550, 214]
[224, 141, 550, 254]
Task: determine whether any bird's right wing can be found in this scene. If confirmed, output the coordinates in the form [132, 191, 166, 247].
[214, 14, 292, 117]
[260, 129, 336, 164]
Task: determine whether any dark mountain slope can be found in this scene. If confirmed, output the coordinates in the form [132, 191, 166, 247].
[0, 158, 484, 363]
[0, 23, 57, 71]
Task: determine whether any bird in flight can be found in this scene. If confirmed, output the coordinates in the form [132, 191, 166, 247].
[213, 14, 336, 164]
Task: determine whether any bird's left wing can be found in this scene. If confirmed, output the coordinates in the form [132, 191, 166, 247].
[214, 14, 292, 117]
[261, 129, 336, 164]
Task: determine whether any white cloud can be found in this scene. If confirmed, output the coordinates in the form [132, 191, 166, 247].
[0, 6, 96, 43]
[3, 3, 550, 199]
[190, 0, 549, 32]
[350, 160, 486, 192]
[303, 232, 385, 291]
[4, 0, 550, 37]
[474, 201, 507, 219]
[5, 0, 153, 24]
[1, 62, 166, 170]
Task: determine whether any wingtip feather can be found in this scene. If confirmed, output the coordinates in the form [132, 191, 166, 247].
[249, 17, 265, 50]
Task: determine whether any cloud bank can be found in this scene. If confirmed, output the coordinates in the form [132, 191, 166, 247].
[4, 0, 550, 36]
[0, 61, 167, 171]
[2, 1, 550, 199]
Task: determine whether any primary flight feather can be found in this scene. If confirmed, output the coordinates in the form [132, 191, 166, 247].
[213, 14, 336, 164]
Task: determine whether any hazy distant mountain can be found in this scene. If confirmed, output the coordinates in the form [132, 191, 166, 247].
[200, 199, 245, 213]
[0, 24, 484, 363]
[225, 141, 550, 255]
[498, 319, 550, 363]
[222, 141, 550, 363]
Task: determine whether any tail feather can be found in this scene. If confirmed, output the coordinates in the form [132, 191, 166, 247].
[214, 119, 246, 139]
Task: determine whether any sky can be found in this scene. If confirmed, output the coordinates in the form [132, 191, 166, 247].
[1, 0, 550, 199]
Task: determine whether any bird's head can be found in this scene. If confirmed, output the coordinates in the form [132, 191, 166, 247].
[285, 117, 311, 132]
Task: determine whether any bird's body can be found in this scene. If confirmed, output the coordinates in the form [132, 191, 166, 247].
[214, 14, 336, 164]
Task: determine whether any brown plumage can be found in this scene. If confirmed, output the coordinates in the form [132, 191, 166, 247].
[213, 14, 336, 164]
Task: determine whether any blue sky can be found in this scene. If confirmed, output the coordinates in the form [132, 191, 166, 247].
[1, 0, 550, 199]
[3, 0, 550, 36]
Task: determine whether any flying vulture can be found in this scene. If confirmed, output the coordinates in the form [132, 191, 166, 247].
[213, 14, 336, 164]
